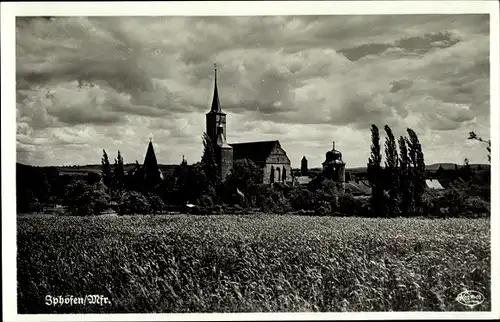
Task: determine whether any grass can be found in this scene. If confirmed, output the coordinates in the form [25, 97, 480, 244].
[17, 214, 490, 313]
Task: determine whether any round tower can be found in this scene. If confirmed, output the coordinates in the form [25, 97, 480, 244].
[322, 141, 346, 186]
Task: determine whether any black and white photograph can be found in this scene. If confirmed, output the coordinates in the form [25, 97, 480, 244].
[2, 1, 499, 320]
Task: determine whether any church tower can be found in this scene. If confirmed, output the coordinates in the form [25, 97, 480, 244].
[216, 124, 233, 180]
[206, 64, 226, 148]
[205, 64, 233, 180]
[322, 141, 346, 189]
[301, 156, 308, 176]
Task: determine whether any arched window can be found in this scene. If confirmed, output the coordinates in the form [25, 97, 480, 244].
[282, 167, 287, 182]
[276, 167, 281, 182]
[270, 165, 275, 183]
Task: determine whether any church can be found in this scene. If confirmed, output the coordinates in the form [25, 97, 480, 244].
[206, 64, 292, 184]
[139, 64, 293, 187]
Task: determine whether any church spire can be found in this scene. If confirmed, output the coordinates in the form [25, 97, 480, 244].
[210, 63, 222, 113]
[142, 140, 161, 190]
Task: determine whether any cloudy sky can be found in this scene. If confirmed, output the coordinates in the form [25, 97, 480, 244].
[16, 14, 490, 168]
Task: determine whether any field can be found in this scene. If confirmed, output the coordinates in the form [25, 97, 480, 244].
[17, 214, 490, 313]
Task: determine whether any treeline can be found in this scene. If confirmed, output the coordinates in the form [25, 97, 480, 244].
[17, 126, 490, 218]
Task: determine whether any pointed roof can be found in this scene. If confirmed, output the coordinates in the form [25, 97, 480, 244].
[208, 63, 225, 114]
[142, 140, 160, 180]
[302, 156, 308, 162]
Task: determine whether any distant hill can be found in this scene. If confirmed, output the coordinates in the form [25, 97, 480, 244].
[16, 162, 180, 176]
[16, 161, 490, 177]
[425, 163, 490, 171]
[346, 163, 490, 173]
[346, 167, 368, 173]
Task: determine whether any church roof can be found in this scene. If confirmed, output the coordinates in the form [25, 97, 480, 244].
[207, 63, 225, 115]
[229, 140, 280, 164]
[143, 141, 158, 167]
[142, 140, 161, 181]
[426, 179, 444, 190]
[345, 182, 371, 196]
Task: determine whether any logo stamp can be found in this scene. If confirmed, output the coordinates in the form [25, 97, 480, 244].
[456, 290, 485, 309]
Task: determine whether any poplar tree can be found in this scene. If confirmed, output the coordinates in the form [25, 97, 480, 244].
[384, 125, 399, 216]
[398, 136, 413, 216]
[367, 124, 384, 216]
[114, 150, 125, 190]
[406, 128, 426, 214]
[101, 149, 113, 190]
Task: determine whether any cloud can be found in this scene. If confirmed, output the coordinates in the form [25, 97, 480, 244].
[390, 79, 414, 93]
[16, 15, 491, 167]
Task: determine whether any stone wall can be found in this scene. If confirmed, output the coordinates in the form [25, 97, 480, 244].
[262, 144, 292, 184]
[262, 163, 293, 184]
[218, 146, 233, 181]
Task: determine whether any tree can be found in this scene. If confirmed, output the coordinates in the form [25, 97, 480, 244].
[64, 180, 110, 216]
[113, 150, 125, 190]
[384, 125, 400, 216]
[462, 157, 472, 181]
[201, 132, 219, 184]
[101, 149, 113, 191]
[226, 159, 263, 191]
[367, 124, 384, 216]
[126, 160, 143, 191]
[406, 128, 426, 214]
[173, 162, 212, 206]
[398, 136, 413, 216]
[468, 131, 491, 163]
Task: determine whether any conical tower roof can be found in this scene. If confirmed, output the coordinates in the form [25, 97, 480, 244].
[143, 140, 158, 168]
[208, 63, 225, 114]
[142, 140, 161, 184]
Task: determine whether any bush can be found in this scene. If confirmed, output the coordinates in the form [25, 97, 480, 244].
[421, 190, 444, 218]
[196, 194, 214, 208]
[247, 184, 292, 214]
[63, 181, 110, 216]
[461, 196, 490, 218]
[287, 186, 316, 211]
[338, 191, 357, 215]
[421, 187, 490, 218]
[116, 191, 151, 215]
[146, 193, 166, 215]
[314, 200, 332, 216]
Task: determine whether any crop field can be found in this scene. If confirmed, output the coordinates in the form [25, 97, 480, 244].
[17, 214, 490, 313]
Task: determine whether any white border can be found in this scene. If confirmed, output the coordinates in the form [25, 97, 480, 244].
[2, 1, 499, 321]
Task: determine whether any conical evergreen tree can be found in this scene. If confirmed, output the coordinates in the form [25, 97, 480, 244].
[367, 124, 384, 216]
[398, 136, 413, 216]
[114, 150, 125, 190]
[407, 128, 426, 214]
[101, 149, 113, 191]
[384, 125, 399, 216]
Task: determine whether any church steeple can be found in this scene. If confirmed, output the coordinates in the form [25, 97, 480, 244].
[206, 62, 227, 148]
[142, 139, 162, 190]
[210, 63, 222, 113]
